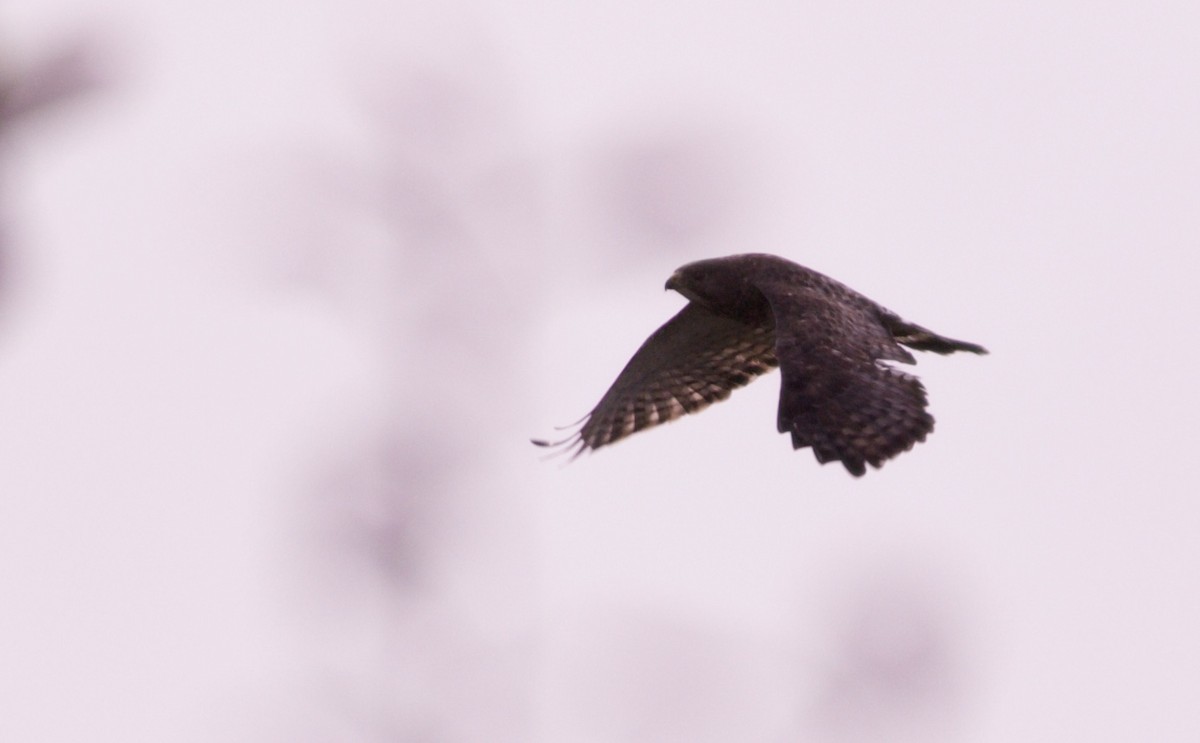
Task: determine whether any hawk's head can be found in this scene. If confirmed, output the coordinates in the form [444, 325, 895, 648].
[666, 255, 772, 324]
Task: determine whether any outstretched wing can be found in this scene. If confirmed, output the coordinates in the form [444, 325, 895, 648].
[769, 289, 933, 476]
[536, 302, 777, 456]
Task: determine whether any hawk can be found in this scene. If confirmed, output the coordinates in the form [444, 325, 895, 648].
[534, 253, 987, 476]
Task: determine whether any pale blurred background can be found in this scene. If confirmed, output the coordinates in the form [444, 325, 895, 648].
[1, 0, 1198, 740]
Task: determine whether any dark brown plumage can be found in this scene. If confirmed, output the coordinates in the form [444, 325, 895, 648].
[534, 253, 986, 476]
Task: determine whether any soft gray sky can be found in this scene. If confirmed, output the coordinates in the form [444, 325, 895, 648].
[2, 0, 1198, 740]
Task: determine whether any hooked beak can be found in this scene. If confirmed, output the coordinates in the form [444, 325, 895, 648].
[665, 270, 704, 306]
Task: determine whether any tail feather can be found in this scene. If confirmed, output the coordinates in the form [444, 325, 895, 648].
[883, 316, 988, 355]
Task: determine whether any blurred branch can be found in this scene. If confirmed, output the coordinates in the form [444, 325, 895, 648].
[0, 33, 108, 318]
[0, 36, 106, 130]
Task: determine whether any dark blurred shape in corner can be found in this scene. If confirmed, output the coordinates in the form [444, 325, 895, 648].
[0, 32, 108, 325]
[0, 36, 106, 125]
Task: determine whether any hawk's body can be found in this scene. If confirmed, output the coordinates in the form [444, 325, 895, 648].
[535, 253, 986, 476]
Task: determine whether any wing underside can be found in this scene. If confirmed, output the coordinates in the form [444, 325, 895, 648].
[535, 302, 777, 456]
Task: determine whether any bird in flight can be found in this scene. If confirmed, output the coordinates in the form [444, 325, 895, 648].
[534, 253, 987, 476]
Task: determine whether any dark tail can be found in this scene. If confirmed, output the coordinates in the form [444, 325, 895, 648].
[884, 316, 988, 355]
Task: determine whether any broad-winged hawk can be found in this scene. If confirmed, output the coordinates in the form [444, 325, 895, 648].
[534, 253, 986, 476]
